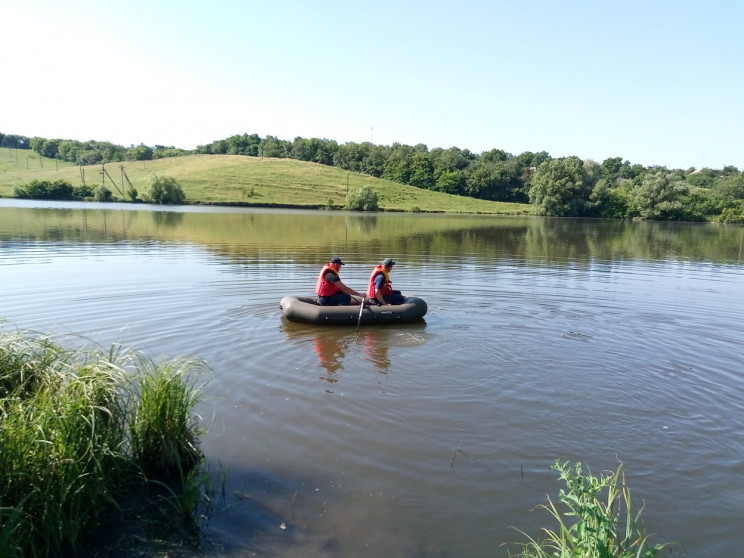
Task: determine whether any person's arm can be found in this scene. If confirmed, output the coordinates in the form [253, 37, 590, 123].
[336, 279, 365, 300]
[373, 275, 389, 305]
[375, 287, 387, 305]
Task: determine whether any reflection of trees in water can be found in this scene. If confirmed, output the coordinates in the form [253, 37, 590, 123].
[345, 215, 378, 236]
[407, 218, 744, 267]
[152, 211, 184, 228]
[17, 208, 142, 243]
[6, 207, 743, 265]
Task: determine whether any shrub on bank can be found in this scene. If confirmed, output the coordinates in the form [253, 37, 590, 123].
[144, 175, 186, 204]
[93, 185, 113, 201]
[0, 330, 211, 557]
[73, 185, 94, 198]
[345, 184, 378, 211]
[13, 179, 75, 200]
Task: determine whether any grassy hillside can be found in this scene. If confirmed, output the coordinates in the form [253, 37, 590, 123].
[0, 148, 531, 214]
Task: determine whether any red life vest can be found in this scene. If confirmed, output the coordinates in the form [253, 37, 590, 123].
[316, 264, 341, 297]
[368, 265, 393, 298]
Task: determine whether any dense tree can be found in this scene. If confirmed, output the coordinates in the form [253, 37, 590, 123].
[57, 140, 80, 162]
[293, 137, 338, 166]
[13, 179, 74, 200]
[260, 135, 290, 158]
[435, 170, 463, 194]
[503, 158, 531, 202]
[0, 133, 31, 149]
[152, 146, 189, 159]
[515, 150, 551, 168]
[93, 185, 113, 201]
[462, 161, 520, 201]
[144, 176, 186, 204]
[126, 144, 153, 161]
[291, 137, 322, 162]
[40, 138, 60, 159]
[345, 185, 378, 211]
[600, 157, 635, 182]
[431, 146, 474, 178]
[720, 165, 740, 177]
[590, 178, 631, 218]
[481, 148, 512, 164]
[360, 144, 387, 177]
[382, 143, 414, 184]
[529, 157, 594, 216]
[27, 137, 128, 165]
[409, 152, 435, 189]
[220, 133, 260, 156]
[685, 168, 716, 188]
[29, 136, 46, 154]
[334, 142, 371, 173]
[631, 171, 689, 220]
[463, 163, 494, 199]
[715, 172, 744, 200]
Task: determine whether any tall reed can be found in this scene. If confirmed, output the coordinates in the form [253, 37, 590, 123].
[0, 329, 212, 557]
[129, 357, 205, 476]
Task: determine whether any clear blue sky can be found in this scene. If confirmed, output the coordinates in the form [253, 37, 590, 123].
[2, 0, 742, 170]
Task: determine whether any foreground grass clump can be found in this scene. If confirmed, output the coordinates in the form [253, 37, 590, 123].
[510, 461, 670, 558]
[0, 330, 212, 557]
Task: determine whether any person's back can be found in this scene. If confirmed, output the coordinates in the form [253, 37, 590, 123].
[368, 258, 405, 305]
[317, 257, 365, 306]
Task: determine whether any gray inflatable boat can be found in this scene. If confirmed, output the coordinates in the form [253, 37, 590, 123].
[280, 295, 427, 325]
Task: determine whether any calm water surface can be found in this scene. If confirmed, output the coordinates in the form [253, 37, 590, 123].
[1, 200, 743, 557]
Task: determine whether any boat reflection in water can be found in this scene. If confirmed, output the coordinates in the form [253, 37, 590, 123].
[280, 319, 428, 383]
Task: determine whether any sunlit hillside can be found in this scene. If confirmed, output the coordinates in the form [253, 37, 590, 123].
[0, 148, 530, 214]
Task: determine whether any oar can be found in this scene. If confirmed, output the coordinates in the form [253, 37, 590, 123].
[355, 294, 366, 338]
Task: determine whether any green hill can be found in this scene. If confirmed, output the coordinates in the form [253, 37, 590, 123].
[0, 148, 530, 214]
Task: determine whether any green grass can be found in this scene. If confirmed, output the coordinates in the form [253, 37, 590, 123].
[0, 328, 212, 557]
[0, 147, 531, 214]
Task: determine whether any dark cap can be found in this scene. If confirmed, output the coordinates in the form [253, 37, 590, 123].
[382, 258, 395, 267]
[330, 257, 345, 266]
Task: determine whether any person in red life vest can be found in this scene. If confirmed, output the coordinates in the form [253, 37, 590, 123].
[316, 256, 365, 306]
[368, 258, 405, 305]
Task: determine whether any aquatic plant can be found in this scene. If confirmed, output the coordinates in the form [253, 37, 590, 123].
[129, 356, 206, 475]
[509, 460, 670, 558]
[0, 329, 212, 557]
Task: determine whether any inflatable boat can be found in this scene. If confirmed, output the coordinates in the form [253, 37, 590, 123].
[279, 295, 427, 325]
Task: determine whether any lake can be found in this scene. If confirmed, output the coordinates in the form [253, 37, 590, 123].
[1, 199, 743, 557]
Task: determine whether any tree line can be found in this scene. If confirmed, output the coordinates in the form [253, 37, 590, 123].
[2, 131, 742, 222]
[0, 133, 189, 164]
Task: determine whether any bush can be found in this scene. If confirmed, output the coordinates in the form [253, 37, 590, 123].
[144, 175, 186, 204]
[529, 157, 593, 217]
[93, 185, 113, 201]
[631, 171, 689, 220]
[712, 207, 744, 223]
[73, 185, 94, 198]
[13, 179, 74, 200]
[345, 184, 379, 211]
